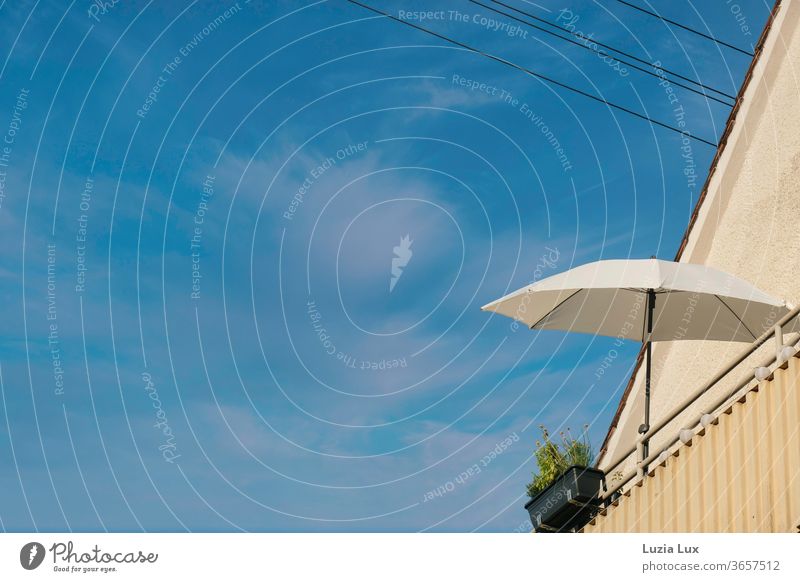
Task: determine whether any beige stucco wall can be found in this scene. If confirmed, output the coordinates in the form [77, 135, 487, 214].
[600, 0, 800, 482]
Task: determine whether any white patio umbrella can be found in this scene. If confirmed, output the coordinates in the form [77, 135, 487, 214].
[482, 258, 791, 458]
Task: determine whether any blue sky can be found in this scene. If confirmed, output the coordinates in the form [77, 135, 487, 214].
[0, 0, 772, 531]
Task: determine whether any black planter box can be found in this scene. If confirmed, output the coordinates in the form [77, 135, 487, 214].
[524, 465, 604, 532]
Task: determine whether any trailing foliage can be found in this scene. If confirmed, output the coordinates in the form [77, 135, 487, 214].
[526, 425, 594, 498]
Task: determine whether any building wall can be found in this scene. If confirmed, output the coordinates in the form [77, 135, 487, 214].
[585, 354, 800, 532]
[599, 0, 800, 489]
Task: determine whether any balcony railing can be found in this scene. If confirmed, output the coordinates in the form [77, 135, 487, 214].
[599, 305, 800, 503]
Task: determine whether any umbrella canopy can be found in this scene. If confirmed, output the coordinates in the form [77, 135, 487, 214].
[483, 258, 792, 469]
[482, 259, 789, 343]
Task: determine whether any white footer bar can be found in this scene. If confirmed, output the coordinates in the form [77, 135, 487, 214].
[1, 533, 797, 581]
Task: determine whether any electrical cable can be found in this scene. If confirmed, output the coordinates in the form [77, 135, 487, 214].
[469, 0, 734, 106]
[343, 0, 719, 147]
[613, 0, 755, 56]
[488, 0, 738, 100]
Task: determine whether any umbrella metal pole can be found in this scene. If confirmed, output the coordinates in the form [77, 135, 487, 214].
[641, 289, 656, 469]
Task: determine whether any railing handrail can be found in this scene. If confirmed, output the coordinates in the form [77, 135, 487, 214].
[600, 304, 800, 499]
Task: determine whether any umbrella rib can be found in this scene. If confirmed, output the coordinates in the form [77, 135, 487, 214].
[714, 294, 757, 341]
[528, 289, 583, 329]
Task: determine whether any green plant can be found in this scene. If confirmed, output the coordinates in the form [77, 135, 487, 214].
[526, 425, 594, 498]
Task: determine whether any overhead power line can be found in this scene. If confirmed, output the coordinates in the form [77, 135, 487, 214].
[613, 0, 755, 57]
[343, 0, 718, 147]
[488, 0, 737, 101]
[470, 0, 734, 106]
